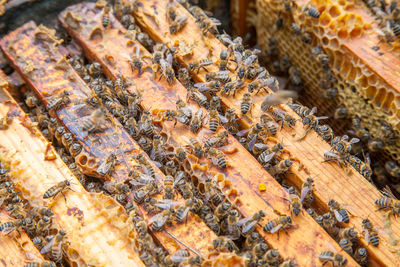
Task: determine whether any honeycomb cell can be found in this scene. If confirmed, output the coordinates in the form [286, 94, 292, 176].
[322, 36, 329, 46]
[350, 26, 363, 39]
[374, 88, 387, 107]
[365, 86, 377, 99]
[368, 73, 377, 85]
[330, 37, 339, 50]
[319, 12, 332, 26]
[338, 0, 346, 5]
[383, 91, 394, 110]
[336, 27, 349, 39]
[328, 5, 341, 17]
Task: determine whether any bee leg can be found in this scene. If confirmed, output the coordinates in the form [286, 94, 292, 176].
[61, 191, 67, 203]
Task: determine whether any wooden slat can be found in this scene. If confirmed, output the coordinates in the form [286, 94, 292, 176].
[58, 3, 361, 266]
[0, 85, 144, 266]
[230, 0, 253, 37]
[0, 210, 44, 266]
[127, 0, 400, 266]
[0, 21, 217, 257]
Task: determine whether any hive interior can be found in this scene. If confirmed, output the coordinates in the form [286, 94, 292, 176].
[0, 0, 399, 267]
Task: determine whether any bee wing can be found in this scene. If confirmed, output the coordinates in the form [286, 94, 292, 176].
[270, 224, 283, 233]
[242, 220, 258, 234]
[382, 185, 397, 199]
[236, 128, 250, 137]
[237, 216, 252, 226]
[166, 53, 173, 66]
[154, 200, 182, 209]
[259, 70, 269, 81]
[310, 106, 317, 115]
[364, 230, 370, 244]
[209, 17, 222, 25]
[1, 225, 15, 235]
[180, 207, 190, 220]
[325, 241, 338, 252]
[248, 134, 258, 151]
[150, 147, 156, 160]
[96, 161, 109, 176]
[135, 44, 141, 58]
[333, 209, 344, 223]
[40, 236, 55, 254]
[170, 255, 189, 263]
[218, 114, 228, 124]
[221, 37, 233, 45]
[254, 143, 268, 150]
[217, 70, 231, 75]
[195, 108, 203, 118]
[324, 151, 340, 159]
[233, 51, 242, 65]
[173, 172, 185, 187]
[349, 138, 360, 145]
[129, 180, 148, 187]
[244, 55, 257, 66]
[316, 116, 329, 120]
[149, 212, 166, 224]
[152, 160, 163, 168]
[300, 186, 310, 203]
[120, 52, 131, 61]
[261, 152, 276, 163]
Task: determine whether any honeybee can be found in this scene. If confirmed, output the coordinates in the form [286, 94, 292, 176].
[97, 153, 117, 177]
[208, 109, 221, 132]
[302, 107, 328, 131]
[283, 187, 302, 216]
[279, 259, 297, 267]
[220, 35, 244, 54]
[264, 249, 281, 265]
[214, 201, 231, 220]
[334, 106, 348, 120]
[121, 44, 151, 75]
[217, 49, 229, 71]
[213, 236, 239, 253]
[170, 15, 188, 34]
[240, 93, 253, 115]
[300, 178, 314, 205]
[318, 124, 334, 144]
[205, 70, 231, 84]
[139, 111, 154, 137]
[338, 238, 353, 255]
[375, 186, 400, 216]
[204, 131, 228, 148]
[270, 107, 297, 129]
[263, 213, 292, 237]
[248, 75, 278, 95]
[188, 59, 213, 73]
[206, 147, 227, 169]
[136, 153, 156, 178]
[354, 247, 368, 265]
[101, 5, 111, 28]
[40, 230, 66, 262]
[204, 213, 220, 234]
[81, 108, 107, 134]
[183, 137, 204, 158]
[24, 261, 56, 267]
[160, 53, 175, 84]
[204, 178, 224, 207]
[273, 159, 293, 175]
[222, 79, 245, 96]
[331, 135, 360, 155]
[328, 199, 350, 223]
[47, 91, 70, 111]
[224, 108, 240, 134]
[187, 86, 209, 108]
[318, 250, 347, 266]
[166, 1, 177, 21]
[163, 175, 175, 199]
[178, 68, 192, 87]
[237, 210, 266, 236]
[199, 16, 221, 35]
[302, 4, 320, 18]
[362, 218, 379, 247]
[194, 80, 221, 94]
[0, 219, 24, 235]
[323, 151, 347, 168]
[43, 180, 73, 202]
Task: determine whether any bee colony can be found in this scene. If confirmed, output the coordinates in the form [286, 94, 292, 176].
[0, 0, 399, 266]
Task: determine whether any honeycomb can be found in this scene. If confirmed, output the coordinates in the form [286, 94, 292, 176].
[255, 0, 400, 164]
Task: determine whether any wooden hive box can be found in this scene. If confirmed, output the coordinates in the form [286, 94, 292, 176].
[0, 0, 399, 266]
